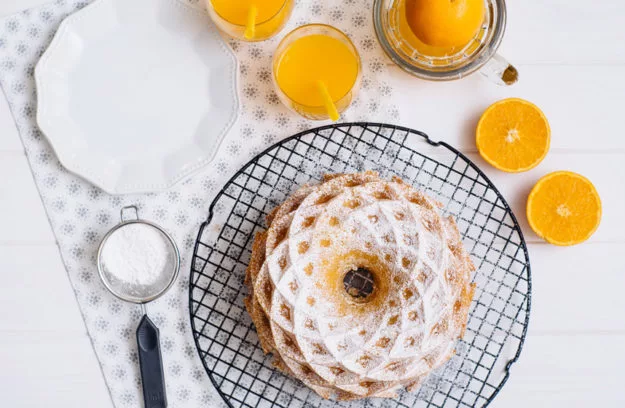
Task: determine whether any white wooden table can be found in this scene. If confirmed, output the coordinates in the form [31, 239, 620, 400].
[1, 1, 624, 407]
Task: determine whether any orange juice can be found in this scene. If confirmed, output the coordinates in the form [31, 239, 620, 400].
[273, 25, 361, 121]
[207, 0, 294, 41]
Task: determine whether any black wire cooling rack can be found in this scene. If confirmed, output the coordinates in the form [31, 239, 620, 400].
[189, 123, 531, 408]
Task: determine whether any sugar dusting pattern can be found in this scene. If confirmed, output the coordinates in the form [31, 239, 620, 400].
[246, 173, 476, 400]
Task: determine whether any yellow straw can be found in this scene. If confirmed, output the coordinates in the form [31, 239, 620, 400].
[244, 5, 258, 40]
[316, 80, 340, 122]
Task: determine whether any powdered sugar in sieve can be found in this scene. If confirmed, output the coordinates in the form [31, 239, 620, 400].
[97, 206, 180, 304]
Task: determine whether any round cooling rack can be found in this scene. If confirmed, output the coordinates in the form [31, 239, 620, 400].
[189, 123, 531, 408]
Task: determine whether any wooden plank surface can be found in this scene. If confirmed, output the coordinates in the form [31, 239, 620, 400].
[0, 244, 111, 408]
[495, 334, 625, 407]
[389, 65, 625, 151]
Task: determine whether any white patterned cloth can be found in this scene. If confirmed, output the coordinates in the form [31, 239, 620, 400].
[0, 0, 399, 406]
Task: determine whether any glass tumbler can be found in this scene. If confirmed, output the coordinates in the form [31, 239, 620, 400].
[207, 0, 295, 42]
[272, 24, 362, 121]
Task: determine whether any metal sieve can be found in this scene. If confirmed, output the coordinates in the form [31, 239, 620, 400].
[97, 206, 180, 408]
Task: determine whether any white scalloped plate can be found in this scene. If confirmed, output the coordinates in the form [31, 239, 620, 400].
[35, 0, 239, 194]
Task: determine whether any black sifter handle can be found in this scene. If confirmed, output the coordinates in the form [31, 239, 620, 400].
[137, 315, 167, 408]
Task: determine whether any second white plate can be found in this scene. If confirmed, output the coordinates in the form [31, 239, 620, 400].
[35, 0, 239, 194]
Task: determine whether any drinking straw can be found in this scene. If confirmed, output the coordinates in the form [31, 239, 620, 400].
[316, 80, 340, 122]
[244, 5, 258, 40]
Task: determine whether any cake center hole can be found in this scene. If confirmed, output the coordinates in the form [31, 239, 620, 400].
[343, 267, 375, 302]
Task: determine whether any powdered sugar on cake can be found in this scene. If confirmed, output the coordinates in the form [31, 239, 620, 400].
[245, 172, 475, 400]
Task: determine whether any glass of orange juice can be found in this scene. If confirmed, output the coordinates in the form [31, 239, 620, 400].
[272, 24, 362, 121]
[207, 0, 294, 42]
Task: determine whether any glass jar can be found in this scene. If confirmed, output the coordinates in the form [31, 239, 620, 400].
[373, 0, 518, 85]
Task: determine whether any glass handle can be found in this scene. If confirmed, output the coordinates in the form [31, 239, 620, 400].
[480, 53, 519, 86]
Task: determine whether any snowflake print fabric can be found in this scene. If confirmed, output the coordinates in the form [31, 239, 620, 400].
[0, 0, 399, 406]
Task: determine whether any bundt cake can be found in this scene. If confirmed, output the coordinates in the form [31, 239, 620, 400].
[244, 172, 475, 400]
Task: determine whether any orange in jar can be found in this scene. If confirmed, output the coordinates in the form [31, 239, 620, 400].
[405, 0, 485, 48]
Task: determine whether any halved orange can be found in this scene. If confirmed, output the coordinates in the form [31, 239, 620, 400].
[476, 98, 551, 173]
[527, 171, 602, 246]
